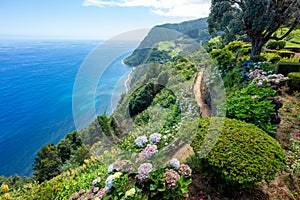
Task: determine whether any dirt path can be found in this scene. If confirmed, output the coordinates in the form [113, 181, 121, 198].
[193, 72, 211, 118]
[174, 72, 212, 162]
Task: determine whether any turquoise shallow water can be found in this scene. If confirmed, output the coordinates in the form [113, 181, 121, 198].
[0, 40, 133, 176]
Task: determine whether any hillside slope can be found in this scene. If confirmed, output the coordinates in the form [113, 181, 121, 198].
[124, 18, 210, 66]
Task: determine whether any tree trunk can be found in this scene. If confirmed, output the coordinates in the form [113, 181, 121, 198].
[250, 37, 266, 57]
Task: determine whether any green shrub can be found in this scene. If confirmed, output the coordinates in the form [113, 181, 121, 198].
[171, 57, 197, 80]
[205, 36, 225, 52]
[227, 41, 246, 52]
[277, 50, 295, 58]
[128, 83, 163, 117]
[266, 40, 286, 50]
[210, 48, 233, 67]
[191, 117, 286, 188]
[220, 84, 277, 134]
[288, 72, 300, 91]
[277, 62, 300, 76]
[251, 55, 267, 62]
[236, 47, 250, 58]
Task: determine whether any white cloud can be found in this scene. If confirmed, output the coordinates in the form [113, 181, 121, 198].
[82, 0, 211, 18]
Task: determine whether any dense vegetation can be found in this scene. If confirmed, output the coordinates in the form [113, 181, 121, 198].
[1, 3, 300, 199]
[208, 0, 300, 56]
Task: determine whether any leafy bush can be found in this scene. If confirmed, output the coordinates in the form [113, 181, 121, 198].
[191, 117, 286, 188]
[277, 62, 300, 76]
[277, 50, 295, 58]
[205, 36, 225, 52]
[236, 47, 250, 58]
[288, 72, 300, 91]
[210, 48, 233, 67]
[251, 55, 267, 62]
[152, 88, 176, 108]
[266, 40, 286, 50]
[220, 84, 278, 134]
[129, 83, 163, 117]
[172, 57, 197, 80]
[227, 41, 246, 52]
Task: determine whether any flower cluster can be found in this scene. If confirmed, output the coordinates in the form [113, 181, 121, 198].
[125, 188, 136, 197]
[69, 186, 109, 200]
[137, 163, 153, 180]
[136, 144, 158, 163]
[109, 159, 131, 173]
[164, 169, 180, 189]
[69, 189, 85, 200]
[92, 177, 101, 186]
[149, 133, 162, 143]
[135, 136, 148, 147]
[256, 73, 289, 87]
[105, 175, 114, 189]
[170, 158, 180, 169]
[178, 164, 192, 176]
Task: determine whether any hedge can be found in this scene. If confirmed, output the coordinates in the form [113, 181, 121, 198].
[288, 72, 300, 91]
[277, 62, 300, 76]
[191, 117, 286, 188]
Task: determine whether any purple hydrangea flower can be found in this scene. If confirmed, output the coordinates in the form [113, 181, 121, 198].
[170, 158, 180, 169]
[135, 136, 148, 147]
[144, 144, 158, 158]
[138, 163, 153, 180]
[149, 133, 162, 143]
[105, 175, 114, 189]
[135, 144, 158, 163]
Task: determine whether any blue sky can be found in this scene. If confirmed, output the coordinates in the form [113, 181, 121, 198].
[0, 0, 211, 40]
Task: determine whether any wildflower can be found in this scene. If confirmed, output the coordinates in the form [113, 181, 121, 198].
[84, 159, 89, 165]
[257, 80, 263, 87]
[69, 192, 80, 200]
[96, 187, 108, 198]
[105, 175, 114, 189]
[3, 184, 9, 192]
[162, 135, 168, 140]
[178, 164, 192, 176]
[113, 172, 122, 179]
[92, 177, 101, 186]
[138, 163, 153, 180]
[164, 169, 180, 189]
[125, 188, 136, 197]
[78, 189, 85, 195]
[108, 164, 114, 173]
[135, 136, 148, 147]
[93, 187, 100, 193]
[170, 158, 180, 169]
[149, 133, 162, 143]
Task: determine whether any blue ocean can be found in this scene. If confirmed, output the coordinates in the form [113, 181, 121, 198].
[0, 40, 135, 176]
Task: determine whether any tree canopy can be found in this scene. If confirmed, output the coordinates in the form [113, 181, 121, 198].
[208, 0, 300, 57]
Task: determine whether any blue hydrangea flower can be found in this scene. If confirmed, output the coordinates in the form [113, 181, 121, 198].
[135, 136, 148, 147]
[108, 164, 114, 174]
[105, 175, 114, 189]
[138, 163, 153, 180]
[149, 133, 162, 143]
[170, 158, 180, 169]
